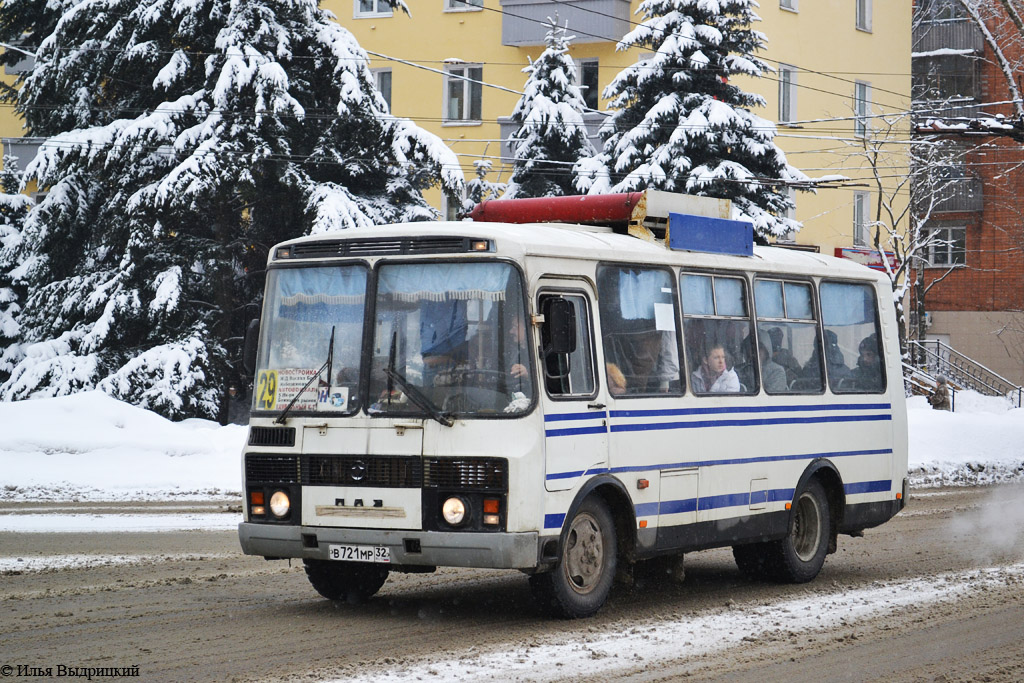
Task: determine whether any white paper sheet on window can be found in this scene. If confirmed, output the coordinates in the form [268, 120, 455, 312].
[654, 303, 676, 332]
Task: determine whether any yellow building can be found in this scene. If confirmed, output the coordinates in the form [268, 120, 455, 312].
[334, 0, 912, 254]
[1, 1, 912, 255]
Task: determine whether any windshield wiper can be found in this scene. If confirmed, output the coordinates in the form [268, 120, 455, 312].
[384, 331, 453, 427]
[274, 326, 334, 425]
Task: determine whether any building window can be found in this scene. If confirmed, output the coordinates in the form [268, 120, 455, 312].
[917, 0, 968, 21]
[779, 64, 797, 123]
[373, 69, 392, 111]
[578, 59, 599, 111]
[446, 0, 483, 10]
[853, 191, 871, 246]
[443, 191, 462, 221]
[355, 0, 393, 17]
[856, 0, 872, 31]
[445, 65, 482, 122]
[854, 81, 871, 137]
[780, 0, 798, 10]
[925, 226, 966, 266]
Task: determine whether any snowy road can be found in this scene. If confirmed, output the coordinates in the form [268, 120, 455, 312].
[1, 485, 1022, 682]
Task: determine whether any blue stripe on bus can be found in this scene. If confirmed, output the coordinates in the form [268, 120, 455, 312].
[610, 403, 891, 419]
[544, 425, 608, 438]
[634, 501, 660, 517]
[545, 448, 893, 481]
[659, 498, 698, 515]
[552, 479, 889, 529]
[544, 513, 566, 529]
[547, 469, 587, 481]
[609, 413, 891, 433]
[844, 479, 892, 495]
[544, 411, 608, 423]
[636, 488, 798, 519]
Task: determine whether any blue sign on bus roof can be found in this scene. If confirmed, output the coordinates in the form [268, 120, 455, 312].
[667, 212, 753, 257]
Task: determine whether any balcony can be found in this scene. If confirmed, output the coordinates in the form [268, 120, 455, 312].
[913, 98, 984, 120]
[914, 174, 983, 214]
[912, 19, 984, 54]
[499, 0, 630, 46]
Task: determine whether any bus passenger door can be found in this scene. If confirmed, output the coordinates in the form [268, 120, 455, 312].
[537, 286, 608, 492]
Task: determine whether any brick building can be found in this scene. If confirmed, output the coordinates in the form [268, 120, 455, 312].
[912, 0, 1024, 385]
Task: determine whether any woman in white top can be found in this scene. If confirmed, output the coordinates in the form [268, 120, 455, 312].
[691, 344, 740, 393]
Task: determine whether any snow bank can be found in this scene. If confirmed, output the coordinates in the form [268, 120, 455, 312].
[0, 391, 245, 501]
[1, 389, 1021, 502]
[907, 392, 1024, 487]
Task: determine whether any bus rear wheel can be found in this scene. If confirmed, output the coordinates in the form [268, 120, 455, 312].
[303, 559, 389, 603]
[772, 478, 830, 583]
[529, 497, 617, 618]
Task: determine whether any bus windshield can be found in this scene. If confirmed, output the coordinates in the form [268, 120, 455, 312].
[368, 261, 533, 418]
[253, 264, 369, 415]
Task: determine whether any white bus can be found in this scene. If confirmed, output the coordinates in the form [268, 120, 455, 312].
[238, 195, 908, 618]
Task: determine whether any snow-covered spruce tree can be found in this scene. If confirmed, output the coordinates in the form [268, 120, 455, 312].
[462, 159, 507, 215]
[0, 157, 32, 383]
[574, 0, 807, 240]
[0, 0, 462, 420]
[505, 19, 594, 198]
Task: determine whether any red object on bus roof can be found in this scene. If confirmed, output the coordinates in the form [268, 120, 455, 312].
[467, 193, 644, 225]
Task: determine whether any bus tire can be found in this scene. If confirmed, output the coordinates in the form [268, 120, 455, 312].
[303, 559, 389, 603]
[770, 478, 830, 583]
[529, 497, 617, 618]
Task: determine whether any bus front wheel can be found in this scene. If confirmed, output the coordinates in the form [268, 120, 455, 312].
[773, 478, 830, 583]
[303, 559, 389, 603]
[529, 497, 617, 618]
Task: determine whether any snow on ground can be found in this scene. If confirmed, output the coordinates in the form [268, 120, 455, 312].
[330, 562, 1024, 683]
[0, 389, 1021, 507]
[0, 552, 233, 574]
[0, 513, 240, 533]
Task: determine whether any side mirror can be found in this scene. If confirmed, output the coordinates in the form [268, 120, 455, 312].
[543, 297, 577, 355]
[242, 318, 260, 375]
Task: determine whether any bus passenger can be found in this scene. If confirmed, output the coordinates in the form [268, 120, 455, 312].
[759, 342, 788, 392]
[652, 332, 680, 392]
[691, 344, 740, 393]
[606, 362, 627, 396]
[850, 333, 883, 391]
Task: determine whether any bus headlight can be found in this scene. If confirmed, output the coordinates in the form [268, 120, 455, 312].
[441, 497, 467, 526]
[269, 490, 291, 518]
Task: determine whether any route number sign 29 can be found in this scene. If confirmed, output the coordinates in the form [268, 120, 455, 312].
[256, 370, 278, 410]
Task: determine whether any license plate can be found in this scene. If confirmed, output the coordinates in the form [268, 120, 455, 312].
[327, 544, 391, 563]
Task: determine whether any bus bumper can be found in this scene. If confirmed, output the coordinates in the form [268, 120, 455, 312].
[238, 522, 540, 570]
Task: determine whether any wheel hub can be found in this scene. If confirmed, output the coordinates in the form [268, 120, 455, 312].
[564, 513, 603, 593]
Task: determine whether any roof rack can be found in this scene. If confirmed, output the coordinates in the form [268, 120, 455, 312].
[468, 190, 754, 257]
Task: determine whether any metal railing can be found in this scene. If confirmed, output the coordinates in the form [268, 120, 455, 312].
[913, 19, 985, 53]
[907, 339, 1023, 408]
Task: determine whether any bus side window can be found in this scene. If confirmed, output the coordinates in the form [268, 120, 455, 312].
[820, 281, 886, 393]
[597, 266, 682, 397]
[754, 279, 823, 394]
[539, 294, 596, 397]
[681, 273, 756, 395]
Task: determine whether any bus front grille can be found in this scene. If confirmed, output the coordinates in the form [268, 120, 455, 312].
[245, 454, 300, 484]
[424, 458, 508, 492]
[303, 455, 422, 488]
[248, 426, 296, 448]
[289, 236, 480, 259]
